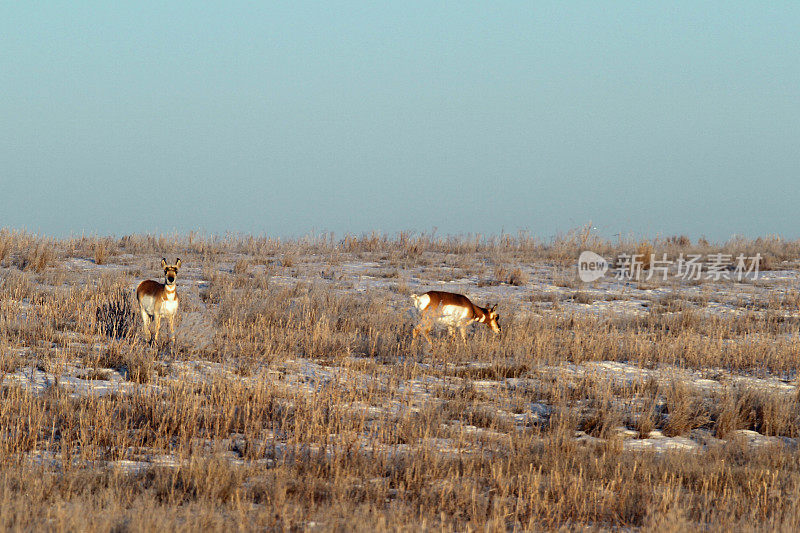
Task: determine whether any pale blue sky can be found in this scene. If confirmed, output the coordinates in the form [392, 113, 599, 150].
[2, 2, 798, 240]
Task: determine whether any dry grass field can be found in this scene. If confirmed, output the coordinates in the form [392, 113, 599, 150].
[2, 228, 800, 531]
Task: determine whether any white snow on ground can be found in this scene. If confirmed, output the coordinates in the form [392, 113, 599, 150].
[4, 340, 798, 463]
[4, 255, 800, 474]
[548, 360, 796, 395]
[4, 365, 136, 397]
[621, 429, 702, 452]
[5, 352, 798, 460]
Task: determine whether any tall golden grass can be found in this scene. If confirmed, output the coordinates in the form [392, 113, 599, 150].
[0, 229, 799, 530]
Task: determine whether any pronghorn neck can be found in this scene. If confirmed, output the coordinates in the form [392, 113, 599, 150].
[164, 283, 177, 293]
[475, 305, 487, 323]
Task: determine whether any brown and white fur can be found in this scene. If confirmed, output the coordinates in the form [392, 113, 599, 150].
[411, 291, 500, 343]
[136, 258, 181, 343]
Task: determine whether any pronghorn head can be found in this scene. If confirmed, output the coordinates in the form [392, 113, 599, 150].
[485, 304, 501, 334]
[161, 258, 181, 286]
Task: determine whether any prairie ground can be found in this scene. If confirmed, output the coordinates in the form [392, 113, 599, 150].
[2, 229, 800, 531]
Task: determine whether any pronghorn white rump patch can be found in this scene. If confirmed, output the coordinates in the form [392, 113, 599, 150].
[411, 293, 431, 311]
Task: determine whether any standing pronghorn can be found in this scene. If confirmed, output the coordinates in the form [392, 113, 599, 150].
[411, 291, 500, 343]
[136, 258, 181, 343]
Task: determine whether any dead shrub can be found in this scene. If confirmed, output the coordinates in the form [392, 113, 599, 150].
[635, 402, 659, 438]
[124, 350, 154, 384]
[667, 235, 691, 247]
[13, 241, 55, 272]
[93, 238, 115, 265]
[490, 265, 529, 286]
[711, 388, 796, 438]
[95, 287, 137, 339]
[579, 400, 623, 438]
[0, 269, 33, 300]
[507, 268, 529, 286]
[662, 310, 702, 333]
[648, 294, 691, 314]
[636, 241, 654, 271]
[662, 381, 709, 437]
[0, 230, 12, 265]
[552, 269, 578, 289]
[282, 251, 296, 268]
[95, 344, 152, 383]
[493, 264, 508, 284]
[573, 291, 595, 305]
[233, 258, 249, 275]
[758, 253, 776, 271]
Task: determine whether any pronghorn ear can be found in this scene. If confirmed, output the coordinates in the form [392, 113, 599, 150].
[161, 258, 167, 269]
[176, 258, 182, 269]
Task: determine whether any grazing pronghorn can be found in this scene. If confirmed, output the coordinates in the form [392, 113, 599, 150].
[136, 258, 181, 343]
[411, 291, 500, 343]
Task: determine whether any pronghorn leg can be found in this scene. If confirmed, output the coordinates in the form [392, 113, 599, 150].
[414, 314, 433, 341]
[421, 323, 434, 344]
[140, 310, 152, 343]
[459, 326, 467, 342]
[153, 314, 162, 344]
[168, 314, 176, 342]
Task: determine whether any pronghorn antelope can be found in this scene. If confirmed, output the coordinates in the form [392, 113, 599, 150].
[136, 258, 181, 343]
[411, 291, 500, 343]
